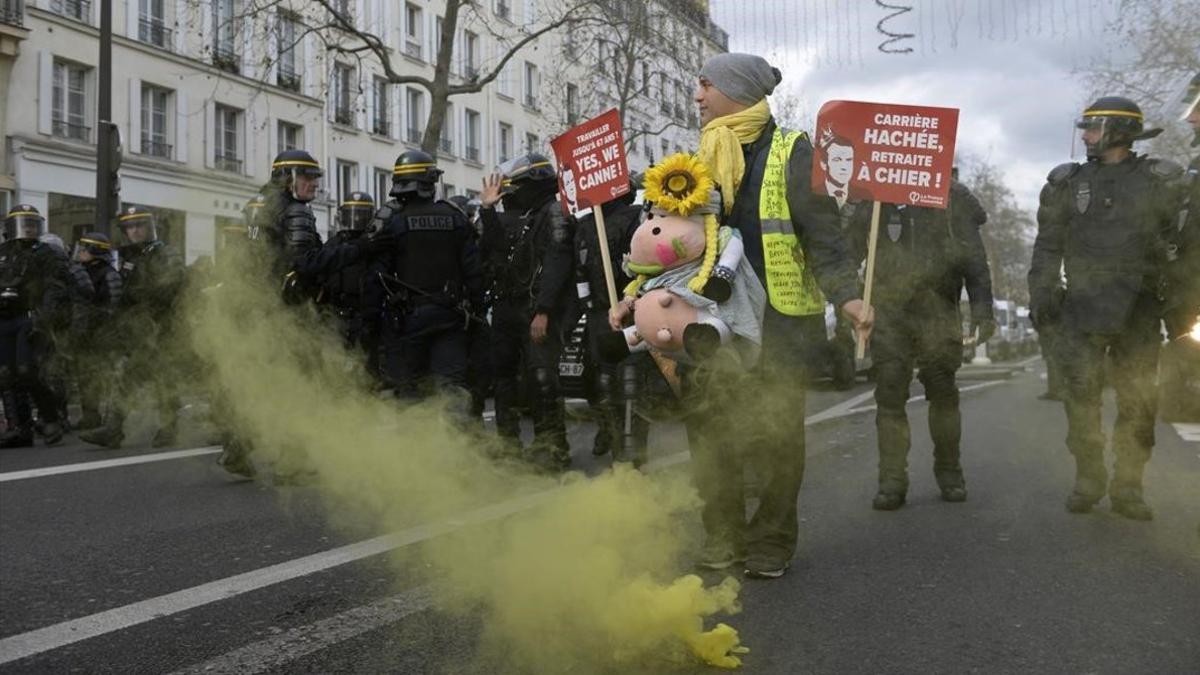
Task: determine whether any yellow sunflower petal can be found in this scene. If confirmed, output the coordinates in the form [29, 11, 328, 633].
[645, 153, 715, 216]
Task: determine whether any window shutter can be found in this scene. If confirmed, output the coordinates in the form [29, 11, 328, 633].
[37, 51, 53, 136]
[175, 90, 188, 162]
[203, 99, 215, 168]
[128, 78, 142, 154]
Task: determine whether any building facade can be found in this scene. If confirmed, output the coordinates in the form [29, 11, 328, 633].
[4, 0, 725, 262]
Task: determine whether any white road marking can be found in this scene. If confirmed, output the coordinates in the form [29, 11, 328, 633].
[168, 585, 438, 675]
[1172, 423, 1200, 443]
[0, 447, 223, 483]
[0, 380, 1012, 664]
[843, 380, 1007, 415]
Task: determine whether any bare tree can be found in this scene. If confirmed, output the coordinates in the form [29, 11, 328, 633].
[1077, 0, 1200, 162]
[961, 157, 1036, 305]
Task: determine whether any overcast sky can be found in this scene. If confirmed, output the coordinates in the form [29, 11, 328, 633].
[706, 0, 1145, 211]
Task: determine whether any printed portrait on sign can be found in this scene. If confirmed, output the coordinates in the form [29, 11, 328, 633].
[815, 125, 871, 210]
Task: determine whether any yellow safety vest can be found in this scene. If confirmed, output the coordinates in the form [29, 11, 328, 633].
[759, 128, 826, 316]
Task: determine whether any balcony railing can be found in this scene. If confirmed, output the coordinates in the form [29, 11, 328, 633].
[524, 95, 539, 111]
[215, 153, 243, 173]
[463, 65, 478, 80]
[406, 127, 422, 144]
[372, 118, 390, 136]
[659, 100, 671, 115]
[438, 137, 453, 155]
[212, 44, 240, 74]
[1, 0, 24, 26]
[52, 119, 90, 142]
[277, 69, 301, 92]
[51, 0, 88, 22]
[138, 18, 172, 49]
[333, 106, 353, 126]
[141, 137, 172, 158]
[403, 40, 422, 60]
[464, 146, 480, 163]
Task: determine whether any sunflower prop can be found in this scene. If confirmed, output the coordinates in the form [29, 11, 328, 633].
[644, 154, 716, 217]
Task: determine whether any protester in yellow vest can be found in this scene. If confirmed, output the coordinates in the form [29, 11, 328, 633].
[689, 52, 874, 579]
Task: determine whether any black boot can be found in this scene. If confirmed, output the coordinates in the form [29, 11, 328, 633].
[873, 409, 909, 511]
[0, 426, 34, 449]
[151, 421, 178, 448]
[1110, 460, 1153, 521]
[41, 421, 64, 446]
[75, 409, 103, 431]
[1065, 455, 1107, 514]
[79, 415, 125, 450]
[935, 469, 967, 502]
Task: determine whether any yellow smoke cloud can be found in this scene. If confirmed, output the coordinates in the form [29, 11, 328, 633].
[180, 243, 747, 671]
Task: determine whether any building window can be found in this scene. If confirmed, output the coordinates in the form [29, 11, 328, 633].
[212, 0, 239, 73]
[465, 189, 480, 201]
[443, 183, 456, 198]
[372, 78, 390, 136]
[332, 63, 355, 126]
[494, 0, 510, 21]
[658, 73, 671, 115]
[331, 0, 352, 22]
[434, 16, 444, 62]
[463, 31, 479, 79]
[374, 168, 391, 204]
[51, 60, 89, 142]
[497, 122, 512, 165]
[50, 0, 90, 22]
[464, 109, 481, 163]
[138, 0, 172, 49]
[140, 84, 172, 158]
[336, 160, 358, 202]
[660, 138, 669, 161]
[405, 87, 424, 144]
[439, 103, 454, 156]
[214, 104, 242, 172]
[404, 3, 423, 60]
[523, 61, 539, 109]
[276, 12, 301, 91]
[524, 132, 538, 155]
[277, 121, 301, 155]
[566, 83, 578, 125]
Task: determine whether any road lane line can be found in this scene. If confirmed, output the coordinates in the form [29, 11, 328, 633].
[169, 585, 437, 675]
[0, 382, 1010, 663]
[1172, 424, 1200, 443]
[0, 447, 224, 483]
[841, 381, 1007, 415]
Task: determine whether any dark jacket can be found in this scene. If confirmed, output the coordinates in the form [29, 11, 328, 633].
[480, 192, 574, 316]
[727, 118, 860, 311]
[260, 185, 363, 291]
[573, 196, 641, 310]
[848, 180, 993, 322]
[70, 259, 122, 335]
[0, 240, 69, 322]
[1030, 153, 1184, 335]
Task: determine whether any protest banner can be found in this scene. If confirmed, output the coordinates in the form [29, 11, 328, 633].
[550, 108, 631, 309]
[811, 100, 961, 357]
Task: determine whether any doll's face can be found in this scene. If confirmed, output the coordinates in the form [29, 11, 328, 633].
[627, 212, 706, 275]
[632, 289, 698, 352]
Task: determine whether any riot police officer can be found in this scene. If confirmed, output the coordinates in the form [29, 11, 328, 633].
[1029, 96, 1184, 520]
[69, 232, 122, 430]
[259, 150, 381, 303]
[479, 153, 575, 470]
[448, 194, 492, 425]
[320, 192, 376, 356]
[848, 181, 995, 509]
[572, 183, 650, 465]
[362, 150, 482, 400]
[0, 205, 69, 447]
[80, 205, 186, 449]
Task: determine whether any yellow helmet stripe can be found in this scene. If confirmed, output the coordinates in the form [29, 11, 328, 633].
[506, 160, 553, 178]
[1082, 109, 1144, 120]
[272, 160, 322, 168]
[118, 212, 154, 222]
[340, 201, 374, 207]
[78, 237, 112, 248]
[6, 211, 41, 218]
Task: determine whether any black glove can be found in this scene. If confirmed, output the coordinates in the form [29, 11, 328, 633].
[972, 318, 997, 344]
[354, 230, 397, 258]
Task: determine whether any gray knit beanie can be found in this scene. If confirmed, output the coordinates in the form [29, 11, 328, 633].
[699, 53, 782, 105]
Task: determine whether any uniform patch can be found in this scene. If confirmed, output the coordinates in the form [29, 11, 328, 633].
[407, 215, 455, 231]
[1074, 181, 1091, 214]
[886, 214, 903, 243]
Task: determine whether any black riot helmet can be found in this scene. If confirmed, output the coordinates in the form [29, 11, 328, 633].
[499, 153, 557, 212]
[1075, 96, 1163, 159]
[271, 149, 324, 202]
[1174, 72, 1200, 147]
[75, 231, 114, 261]
[3, 204, 46, 241]
[338, 191, 375, 232]
[447, 195, 478, 221]
[116, 204, 159, 243]
[391, 150, 443, 201]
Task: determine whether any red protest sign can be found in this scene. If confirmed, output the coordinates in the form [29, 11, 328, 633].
[550, 108, 630, 215]
[812, 100, 959, 209]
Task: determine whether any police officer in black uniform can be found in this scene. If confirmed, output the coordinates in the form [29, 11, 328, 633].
[572, 184, 650, 465]
[362, 150, 482, 400]
[448, 194, 492, 425]
[320, 192, 376, 356]
[80, 205, 186, 449]
[0, 205, 69, 447]
[69, 232, 122, 431]
[479, 153, 575, 469]
[848, 180, 995, 509]
[1029, 96, 1185, 521]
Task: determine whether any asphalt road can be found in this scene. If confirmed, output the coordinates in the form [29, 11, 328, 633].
[1, 359, 1197, 674]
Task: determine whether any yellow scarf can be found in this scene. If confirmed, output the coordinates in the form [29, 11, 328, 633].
[697, 99, 772, 214]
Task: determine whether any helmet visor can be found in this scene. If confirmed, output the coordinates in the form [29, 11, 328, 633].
[7, 214, 46, 240]
[338, 203, 373, 231]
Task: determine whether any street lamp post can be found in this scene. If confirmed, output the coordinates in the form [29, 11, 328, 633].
[94, 0, 118, 234]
